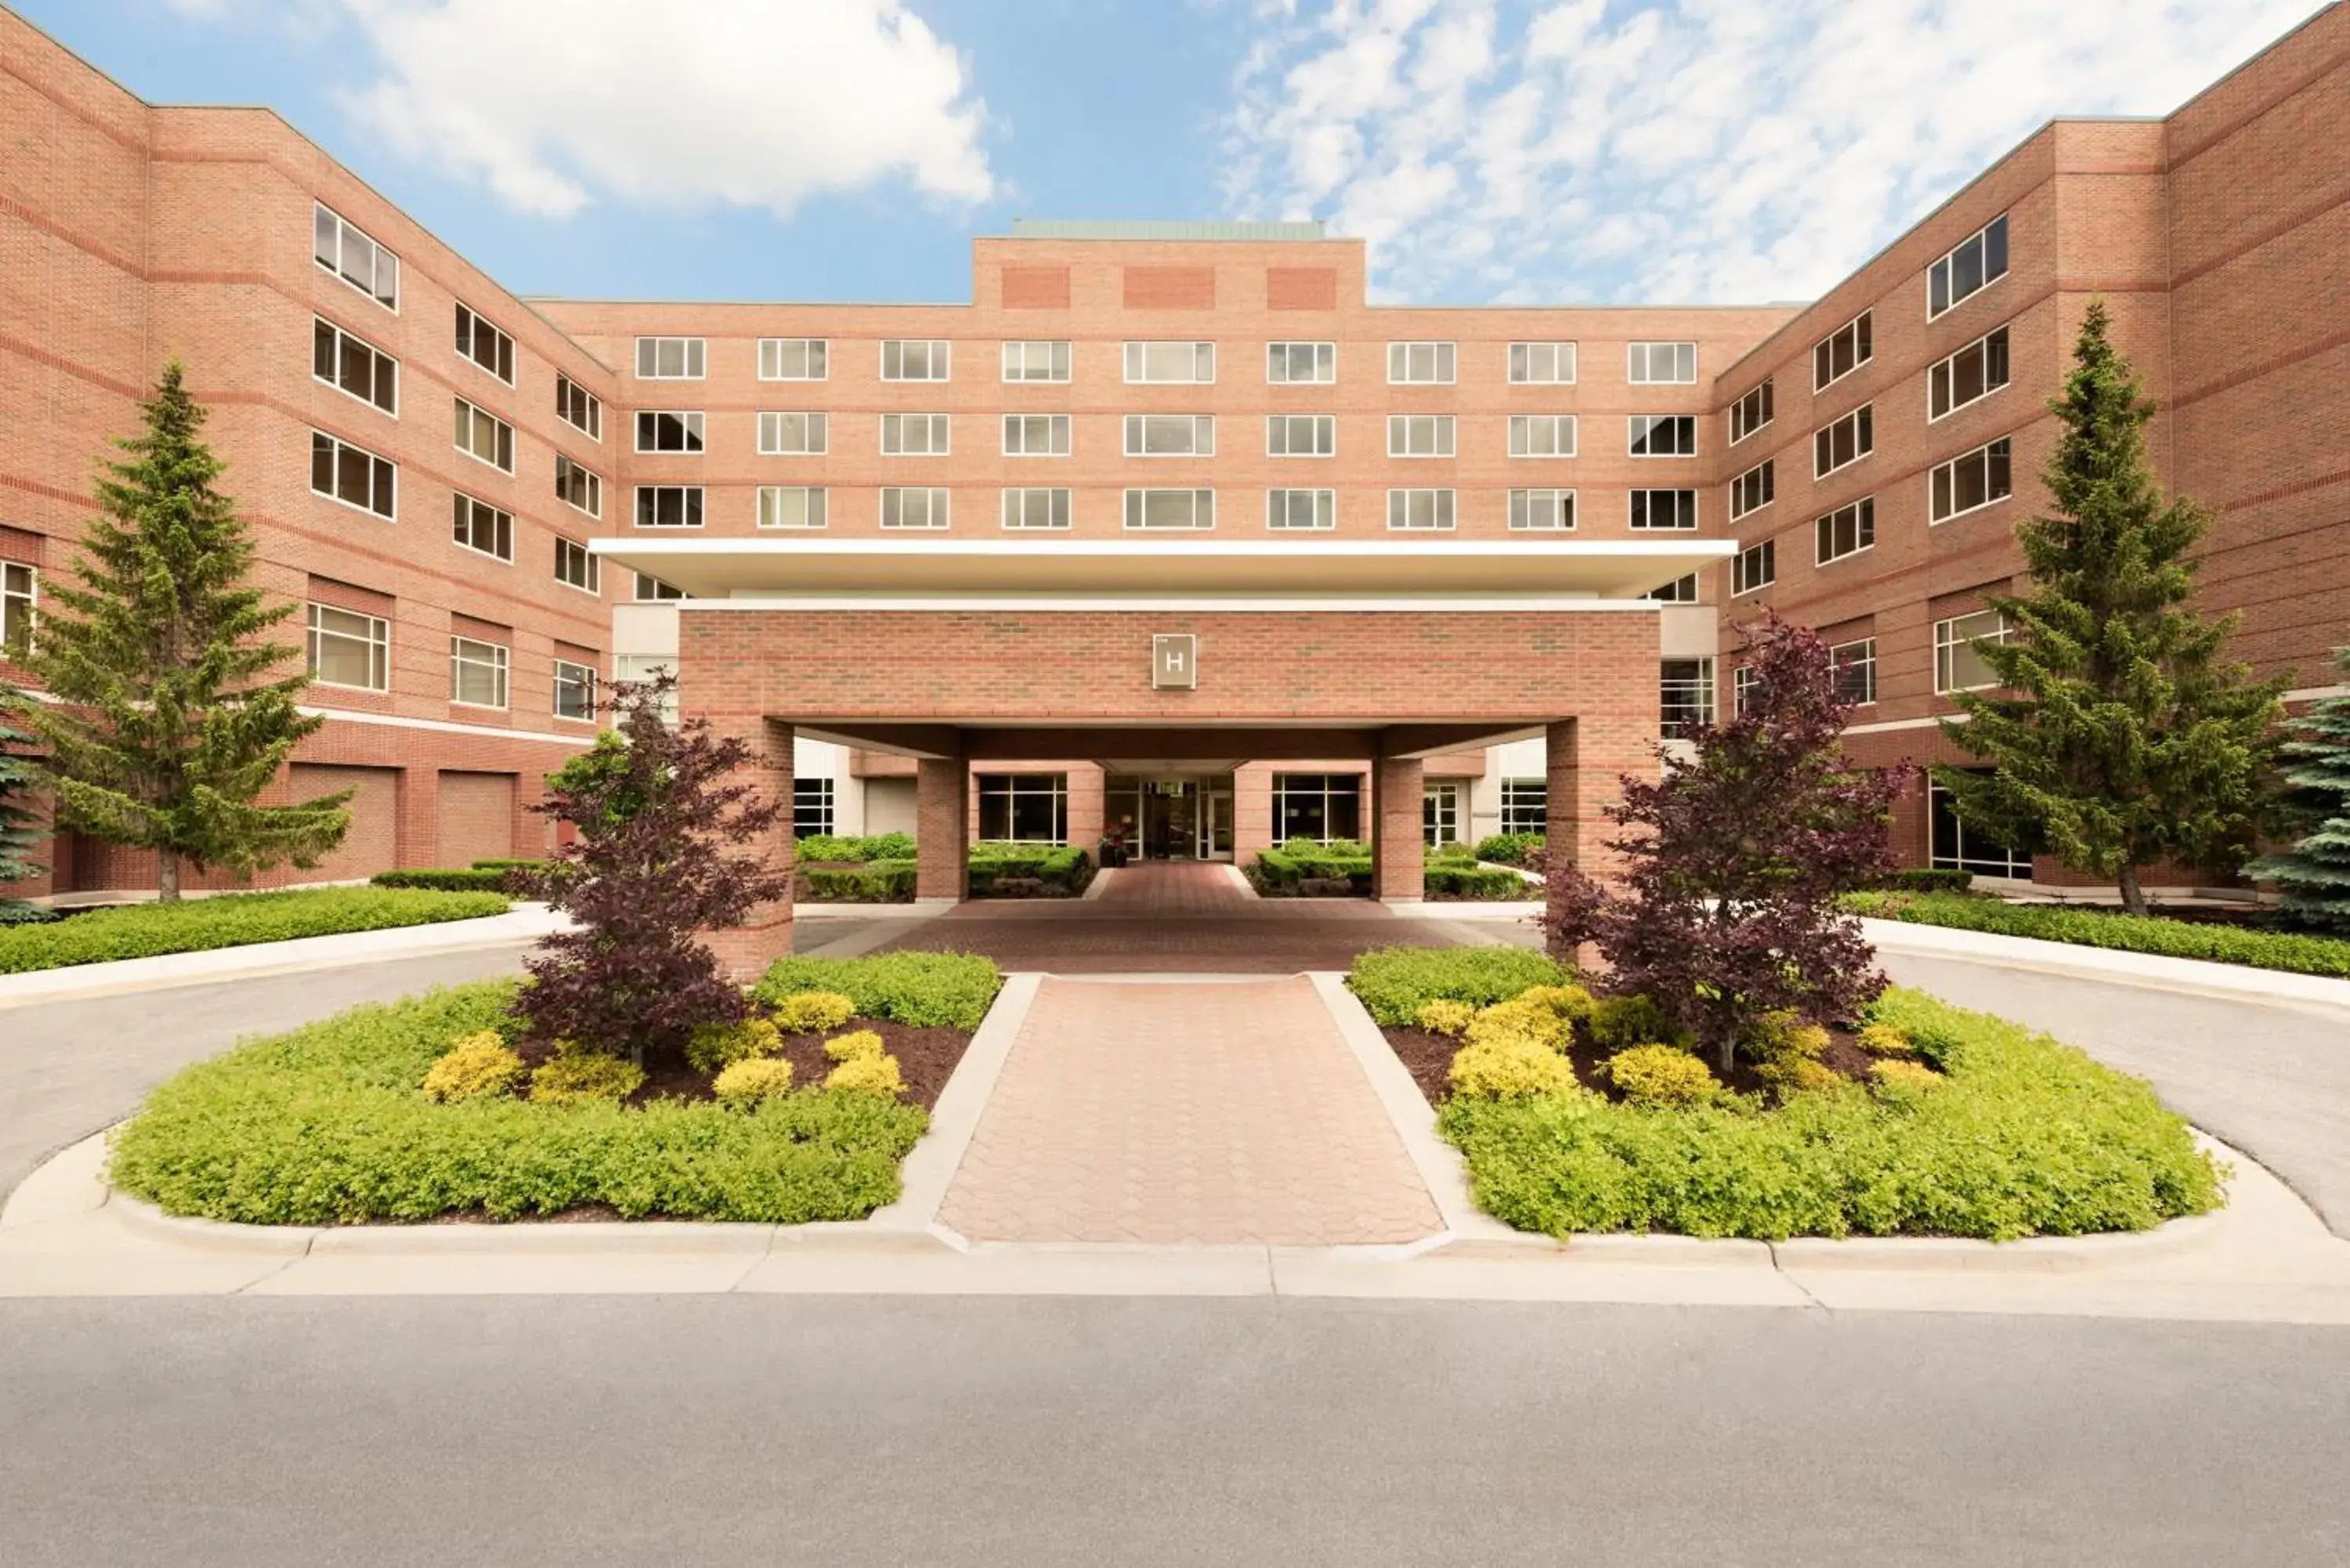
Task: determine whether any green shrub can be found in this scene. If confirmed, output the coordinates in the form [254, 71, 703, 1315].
[826, 1052, 906, 1097]
[1885, 868, 1975, 893]
[771, 991, 856, 1035]
[1869, 1059, 1942, 1099]
[1415, 999, 1477, 1037]
[795, 833, 916, 864]
[530, 1051, 645, 1106]
[371, 868, 515, 892]
[803, 860, 916, 902]
[1586, 994, 1691, 1053]
[1465, 995, 1573, 1053]
[685, 1017, 781, 1074]
[1739, 1010, 1831, 1063]
[1473, 832, 1546, 867]
[1606, 1045, 1718, 1109]
[469, 858, 549, 873]
[822, 1028, 886, 1064]
[1347, 945, 1580, 1025]
[1755, 1054, 1842, 1100]
[1423, 865, 1528, 900]
[0, 887, 511, 974]
[966, 843, 1094, 896]
[711, 1057, 795, 1110]
[1844, 890, 2350, 978]
[1856, 1022, 1916, 1057]
[1449, 1037, 1582, 1100]
[753, 951, 1002, 1031]
[420, 1031, 525, 1104]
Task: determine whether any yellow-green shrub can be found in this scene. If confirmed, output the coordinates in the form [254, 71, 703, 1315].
[772, 991, 857, 1035]
[1606, 1044, 1718, 1109]
[1741, 1010, 1831, 1063]
[420, 1031, 524, 1104]
[685, 1017, 782, 1074]
[1465, 995, 1573, 1053]
[1856, 1021, 1917, 1057]
[1755, 1054, 1841, 1100]
[823, 1028, 886, 1064]
[1587, 994, 1691, 1053]
[1870, 1058, 1941, 1100]
[530, 1051, 645, 1106]
[711, 1057, 795, 1110]
[1516, 985, 1595, 1025]
[1415, 999, 1477, 1037]
[826, 1052, 906, 1097]
[1448, 1037, 1581, 1100]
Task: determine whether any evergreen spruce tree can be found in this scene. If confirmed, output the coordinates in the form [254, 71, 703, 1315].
[0, 686, 43, 913]
[6, 361, 349, 899]
[2244, 646, 2350, 930]
[1934, 302, 2287, 917]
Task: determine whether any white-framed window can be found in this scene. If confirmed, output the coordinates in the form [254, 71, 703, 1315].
[1931, 436, 2013, 523]
[880, 338, 950, 381]
[1728, 458, 1775, 521]
[880, 413, 950, 455]
[1813, 311, 1873, 392]
[2, 562, 38, 649]
[1627, 341, 1697, 384]
[1124, 414, 1214, 457]
[794, 776, 837, 839]
[1001, 487, 1071, 530]
[1273, 771, 1363, 843]
[757, 486, 827, 529]
[880, 486, 949, 530]
[1509, 414, 1577, 458]
[1930, 214, 2009, 320]
[554, 453, 601, 518]
[306, 603, 389, 691]
[1628, 414, 1696, 457]
[450, 635, 509, 709]
[312, 317, 397, 415]
[1929, 324, 2012, 421]
[1728, 380, 1773, 444]
[453, 397, 515, 473]
[757, 411, 828, 455]
[1386, 341, 1455, 384]
[1816, 497, 1876, 564]
[1499, 779, 1546, 835]
[1734, 664, 1762, 717]
[1124, 341, 1214, 383]
[1386, 488, 1455, 531]
[1731, 538, 1776, 596]
[1267, 341, 1336, 383]
[1830, 637, 1878, 705]
[634, 485, 703, 529]
[1266, 488, 1335, 531]
[1002, 414, 1070, 456]
[759, 338, 828, 381]
[634, 573, 683, 602]
[1509, 341, 1577, 384]
[1661, 657, 1715, 739]
[454, 302, 515, 384]
[1935, 608, 2012, 692]
[1000, 340, 1071, 382]
[1930, 774, 2033, 878]
[1813, 404, 1874, 479]
[1629, 489, 1697, 531]
[553, 537, 598, 595]
[451, 493, 512, 563]
[312, 202, 397, 311]
[1648, 573, 1699, 603]
[635, 410, 704, 453]
[1509, 489, 1575, 531]
[309, 429, 396, 518]
[556, 375, 601, 441]
[554, 659, 597, 722]
[613, 654, 679, 723]
[1267, 414, 1336, 457]
[1386, 414, 1455, 457]
[634, 337, 705, 379]
[1123, 488, 1213, 530]
[978, 773, 1069, 844]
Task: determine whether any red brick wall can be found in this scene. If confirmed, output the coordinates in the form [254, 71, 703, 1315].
[434, 769, 515, 865]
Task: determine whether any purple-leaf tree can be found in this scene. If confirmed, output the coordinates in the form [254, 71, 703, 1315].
[1542, 612, 1908, 1072]
[515, 674, 790, 1060]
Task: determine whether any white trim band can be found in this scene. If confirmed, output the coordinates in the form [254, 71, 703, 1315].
[674, 595, 1665, 613]
[300, 706, 595, 746]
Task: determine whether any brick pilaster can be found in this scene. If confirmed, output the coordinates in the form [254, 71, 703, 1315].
[1372, 756, 1424, 901]
[704, 717, 795, 981]
[916, 750, 969, 901]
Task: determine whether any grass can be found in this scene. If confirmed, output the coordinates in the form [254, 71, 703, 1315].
[1846, 890, 2350, 980]
[0, 887, 512, 975]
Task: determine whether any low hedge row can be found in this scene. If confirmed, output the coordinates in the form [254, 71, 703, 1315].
[1472, 832, 1546, 867]
[1425, 865, 1528, 901]
[0, 887, 512, 975]
[803, 858, 917, 902]
[1347, 945, 1582, 1024]
[373, 858, 549, 893]
[1253, 847, 1374, 894]
[1881, 868, 1976, 894]
[795, 832, 916, 864]
[752, 949, 1003, 1031]
[966, 843, 1093, 896]
[1846, 890, 2350, 979]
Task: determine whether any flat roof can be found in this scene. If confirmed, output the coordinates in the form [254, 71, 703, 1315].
[1004, 219, 1331, 241]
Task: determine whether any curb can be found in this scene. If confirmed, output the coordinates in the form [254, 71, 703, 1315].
[1862, 918, 2350, 1013]
[866, 972, 1041, 1231]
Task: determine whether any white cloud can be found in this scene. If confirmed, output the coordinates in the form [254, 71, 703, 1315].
[331, 0, 993, 219]
[1221, 0, 2323, 304]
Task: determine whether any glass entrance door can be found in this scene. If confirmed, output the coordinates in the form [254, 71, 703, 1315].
[1199, 788, 1234, 861]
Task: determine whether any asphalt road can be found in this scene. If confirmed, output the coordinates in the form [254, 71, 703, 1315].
[2, 1295, 2345, 1567]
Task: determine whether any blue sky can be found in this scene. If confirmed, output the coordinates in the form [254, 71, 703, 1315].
[17, 0, 2323, 307]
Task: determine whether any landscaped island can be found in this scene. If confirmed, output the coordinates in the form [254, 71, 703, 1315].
[1846, 889, 2350, 980]
[0, 887, 512, 974]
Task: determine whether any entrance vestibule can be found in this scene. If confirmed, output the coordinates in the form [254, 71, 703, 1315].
[1104, 774, 1235, 862]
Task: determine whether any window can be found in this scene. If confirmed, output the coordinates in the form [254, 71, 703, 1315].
[1423, 782, 1461, 848]
[454, 398, 514, 472]
[1629, 489, 1697, 530]
[450, 635, 508, 709]
[759, 338, 828, 381]
[1001, 487, 1071, 530]
[1729, 380, 1773, 444]
[556, 375, 602, 441]
[1931, 774, 2032, 878]
[1647, 573, 1699, 603]
[1830, 638, 1877, 705]
[312, 203, 397, 310]
[1386, 414, 1455, 457]
[1813, 311, 1873, 391]
[1734, 664, 1759, 716]
[1499, 779, 1546, 836]
[307, 603, 389, 690]
[634, 337, 705, 379]
[1123, 341, 1214, 384]
[1267, 489, 1334, 531]
[554, 453, 601, 518]
[1627, 341, 1697, 384]
[1815, 497, 1876, 564]
[794, 777, 836, 839]
[978, 774, 1068, 843]
[309, 430, 396, 518]
[1660, 658, 1715, 739]
[634, 573, 683, 602]
[554, 659, 597, 722]
[1732, 538, 1776, 596]
[880, 486, 949, 530]
[1002, 414, 1069, 456]
[1931, 436, 2013, 522]
[451, 493, 512, 562]
[1509, 341, 1577, 384]
[1509, 489, 1576, 531]
[1509, 415, 1577, 457]
[636, 410, 704, 453]
[1123, 488, 1213, 530]
[757, 486, 827, 529]
[1935, 609, 2012, 692]
[1273, 772, 1361, 842]
[881, 339, 951, 381]
[312, 318, 397, 414]
[1386, 488, 1455, 531]
[2, 562, 37, 649]
[1000, 340, 1070, 382]
[1729, 458, 1775, 520]
[634, 486, 704, 529]
[880, 413, 951, 455]
[453, 302, 514, 384]
[613, 655, 679, 723]
[1929, 214, 2009, 320]
[1386, 341, 1455, 384]
[1813, 404, 1874, 478]
[1929, 325, 2012, 420]
[554, 537, 599, 594]
[1628, 415, 1696, 457]
[1267, 341, 1335, 383]
[1267, 414, 1335, 457]
[755, 412, 827, 456]
[1124, 414, 1214, 456]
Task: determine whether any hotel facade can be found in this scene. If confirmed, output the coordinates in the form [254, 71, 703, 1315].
[3, 4, 2346, 963]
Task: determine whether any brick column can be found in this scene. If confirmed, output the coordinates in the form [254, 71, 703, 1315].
[1545, 715, 1652, 923]
[396, 765, 439, 870]
[705, 717, 796, 981]
[1372, 756, 1424, 901]
[916, 752, 968, 901]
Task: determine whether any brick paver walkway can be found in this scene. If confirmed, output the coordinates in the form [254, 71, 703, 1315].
[938, 975, 1442, 1245]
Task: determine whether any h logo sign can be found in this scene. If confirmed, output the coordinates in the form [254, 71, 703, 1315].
[1152, 633, 1198, 690]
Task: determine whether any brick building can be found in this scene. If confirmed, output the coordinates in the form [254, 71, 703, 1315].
[3, 5, 2345, 953]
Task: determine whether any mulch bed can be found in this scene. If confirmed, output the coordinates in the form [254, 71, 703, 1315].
[1383, 1020, 1884, 1111]
[512, 1018, 974, 1114]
